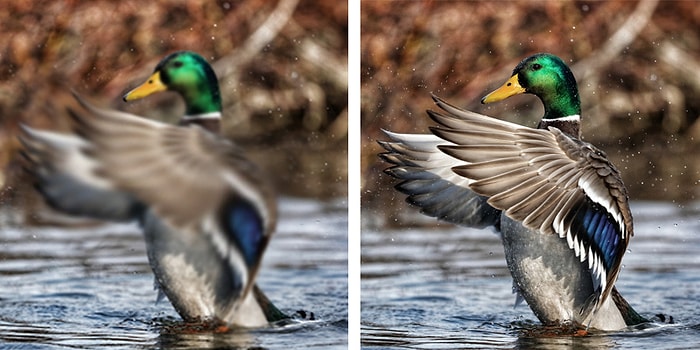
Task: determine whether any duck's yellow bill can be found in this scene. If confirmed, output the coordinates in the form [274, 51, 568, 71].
[481, 74, 525, 104]
[123, 71, 167, 101]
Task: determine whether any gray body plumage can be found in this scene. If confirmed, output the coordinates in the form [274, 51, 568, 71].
[500, 216, 625, 328]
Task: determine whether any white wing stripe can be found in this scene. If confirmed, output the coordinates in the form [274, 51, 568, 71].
[577, 176, 627, 239]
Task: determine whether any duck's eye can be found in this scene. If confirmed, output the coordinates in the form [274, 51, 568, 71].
[532, 63, 542, 71]
[173, 61, 183, 68]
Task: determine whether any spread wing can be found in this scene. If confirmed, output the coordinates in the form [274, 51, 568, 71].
[66, 94, 277, 235]
[379, 130, 501, 229]
[428, 94, 633, 314]
[20, 126, 143, 221]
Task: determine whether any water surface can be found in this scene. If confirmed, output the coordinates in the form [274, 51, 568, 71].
[0, 197, 347, 349]
[362, 201, 700, 349]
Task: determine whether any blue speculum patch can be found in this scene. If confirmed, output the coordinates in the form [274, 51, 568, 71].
[574, 199, 621, 272]
[225, 199, 263, 268]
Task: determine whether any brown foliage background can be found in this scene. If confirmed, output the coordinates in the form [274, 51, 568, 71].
[362, 1, 700, 226]
[0, 0, 348, 216]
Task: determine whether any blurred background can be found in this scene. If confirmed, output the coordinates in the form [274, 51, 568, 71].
[0, 3, 348, 347]
[361, 0, 700, 227]
[0, 0, 348, 225]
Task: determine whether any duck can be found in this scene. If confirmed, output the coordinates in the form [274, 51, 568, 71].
[20, 51, 288, 328]
[380, 53, 647, 331]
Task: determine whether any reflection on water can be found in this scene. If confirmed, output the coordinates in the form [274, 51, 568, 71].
[362, 201, 700, 349]
[0, 197, 347, 349]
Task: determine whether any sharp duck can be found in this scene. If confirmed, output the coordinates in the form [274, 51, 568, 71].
[380, 53, 646, 330]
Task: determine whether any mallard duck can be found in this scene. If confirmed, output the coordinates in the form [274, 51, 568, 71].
[380, 53, 647, 330]
[20, 51, 287, 328]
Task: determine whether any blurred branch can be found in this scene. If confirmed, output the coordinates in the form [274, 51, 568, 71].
[658, 41, 700, 93]
[656, 40, 700, 135]
[214, 0, 300, 79]
[291, 21, 348, 90]
[573, 0, 658, 79]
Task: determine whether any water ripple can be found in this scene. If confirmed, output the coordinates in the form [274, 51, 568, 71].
[362, 201, 700, 349]
[0, 197, 347, 349]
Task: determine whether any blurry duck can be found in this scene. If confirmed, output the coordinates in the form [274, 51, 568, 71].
[21, 51, 287, 328]
[380, 53, 647, 330]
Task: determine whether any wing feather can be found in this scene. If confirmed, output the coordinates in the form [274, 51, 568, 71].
[379, 130, 501, 229]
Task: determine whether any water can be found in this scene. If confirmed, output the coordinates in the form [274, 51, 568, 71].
[361, 201, 700, 349]
[0, 197, 348, 349]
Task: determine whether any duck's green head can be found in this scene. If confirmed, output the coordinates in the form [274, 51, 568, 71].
[481, 53, 580, 120]
[123, 51, 221, 116]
